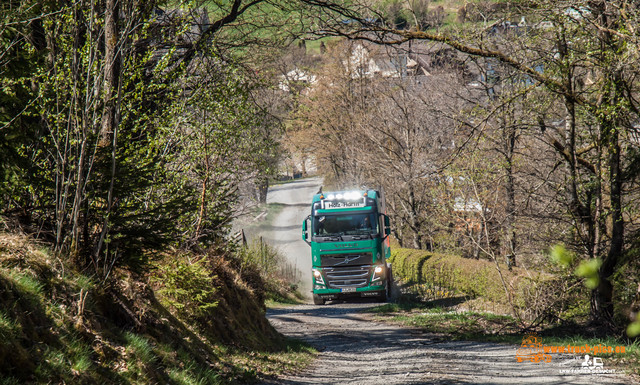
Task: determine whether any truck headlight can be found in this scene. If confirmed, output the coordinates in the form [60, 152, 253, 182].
[371, 265, 384, 282]
[312, 269, 325, 285]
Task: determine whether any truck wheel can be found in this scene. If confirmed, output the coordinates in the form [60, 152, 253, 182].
[377, 266, 393, 302]
[388, 266, 394, 297]
[377, 284, 388, 302]
[377, 277, 390, 303]
[313, 294, 325, 305]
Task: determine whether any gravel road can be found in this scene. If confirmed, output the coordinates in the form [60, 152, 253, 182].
[256, 178, 636, 384]
[265, 302, 632, 384]
[261, 177, 322, 296]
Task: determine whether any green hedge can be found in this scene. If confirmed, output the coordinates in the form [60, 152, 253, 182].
[390, 247, 551, 306]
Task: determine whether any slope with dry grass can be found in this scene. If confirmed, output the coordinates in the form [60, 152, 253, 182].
[0, 232, 313, 384]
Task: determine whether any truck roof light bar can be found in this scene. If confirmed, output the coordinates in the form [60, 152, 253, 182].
[323, 191, 364, 201]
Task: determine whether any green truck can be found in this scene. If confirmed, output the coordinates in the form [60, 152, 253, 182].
[302, 189, 392, 305]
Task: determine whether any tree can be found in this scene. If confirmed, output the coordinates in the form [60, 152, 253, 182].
[289, 41, 374, 188]
[289, 40, 463, 249]
[162, 57, 281, 245]
[0, 0, 314, 276]
[316, 0, 640, 327]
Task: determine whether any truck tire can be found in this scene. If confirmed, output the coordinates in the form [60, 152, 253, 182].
[313, 294, 325, 305]
[388, 265, 394, 299]
[377, 266, 392, 303]
[377, 283, 388, 302]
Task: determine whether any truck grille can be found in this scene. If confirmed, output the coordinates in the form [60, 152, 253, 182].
[320, 253, 372, 267]
[324, 265, 371, 289]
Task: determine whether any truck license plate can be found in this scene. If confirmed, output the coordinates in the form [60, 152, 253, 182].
[341, 287, 356, 293]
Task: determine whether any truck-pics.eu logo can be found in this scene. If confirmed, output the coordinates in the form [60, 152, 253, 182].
[515, 333, 625, 374]
[516, 333, 552, 363]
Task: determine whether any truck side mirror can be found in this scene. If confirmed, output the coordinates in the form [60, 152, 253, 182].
[302, 215, 311, 245]
[383, 214, 391, 238]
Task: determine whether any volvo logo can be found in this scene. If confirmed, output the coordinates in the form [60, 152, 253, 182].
[335, 256, 358, 265]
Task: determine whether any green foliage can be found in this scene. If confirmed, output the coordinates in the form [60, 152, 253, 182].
[0, 0, 198, 271]
[550, 244, 574, 268]
[0, 0, 284, 276]
[390, 247, 539, 304]
[152, 257, 218, 320]
[377, 0, 410, 29]
[628, 321, 640, 338]
[389, 247, 565, 323]
[576, 259, 602, 290]
[159, 59, 282, 244]
[0, 1, 44, 208]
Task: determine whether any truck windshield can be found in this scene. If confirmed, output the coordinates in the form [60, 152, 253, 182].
[313, 213, 378, 236]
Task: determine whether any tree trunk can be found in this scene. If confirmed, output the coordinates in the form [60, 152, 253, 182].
[94, 0, 121, 272]
[101, 0, 120, 144]
[590, 3, 623, 326]
[258, 177, 268, 204]
[593, 123, 623, 324]
[503, 121, 517, 269]
[195, 133, 210, 241]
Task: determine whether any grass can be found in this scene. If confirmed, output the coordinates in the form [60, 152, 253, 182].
[125, 332, 155, 365]
[378, 243, 640, 376]
[266, 294, 304, 307]
[367, 300, 520, 339]
[7, 270, 44, 297]
[237, 237, 305, 304]
[32, 332, 99, 383]
[371, 242, 640, 375]
[0, 311, 20, 339]
[168, 364, 221, 385]
[228, 338, 316, 379]
[74, 274, 95, 292]
[305, 37, 341, 55]
[261, 202, 287, 225]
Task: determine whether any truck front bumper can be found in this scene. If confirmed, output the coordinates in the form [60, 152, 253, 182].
[312, 285, 386, 300]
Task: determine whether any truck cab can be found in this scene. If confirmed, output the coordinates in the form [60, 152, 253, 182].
[302, 189, 392, 305]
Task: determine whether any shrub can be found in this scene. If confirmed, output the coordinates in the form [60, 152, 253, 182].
[152, 256, 218, 321]
[390, 247, 555, 319]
